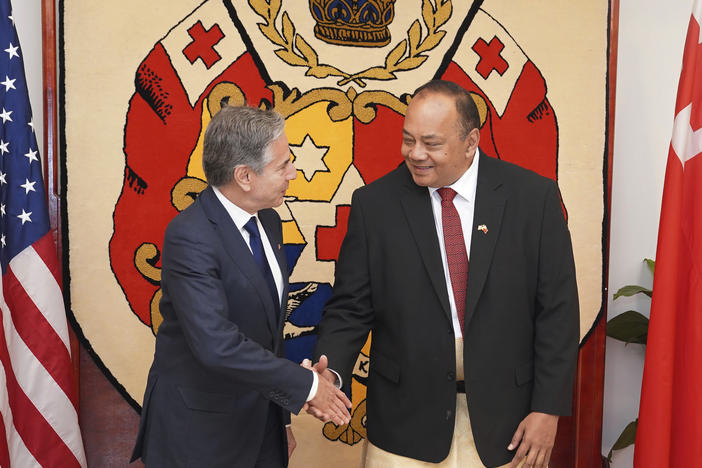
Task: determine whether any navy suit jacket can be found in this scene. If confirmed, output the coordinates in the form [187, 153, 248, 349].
[131, 186, 312, 468]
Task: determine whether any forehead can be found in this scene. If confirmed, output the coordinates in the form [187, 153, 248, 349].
[403, 93, 459, 133]
[268, 132, 290, 159]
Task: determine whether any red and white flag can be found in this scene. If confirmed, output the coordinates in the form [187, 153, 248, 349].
[0, 1, 86, 466]
[634, 1, 702, 466]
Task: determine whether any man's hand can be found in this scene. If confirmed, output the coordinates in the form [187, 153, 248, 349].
[302, 355, 338, 385]
[508, 412, 558, 468]
[300, 356, 351, 425]
[286, 426, 296, 458]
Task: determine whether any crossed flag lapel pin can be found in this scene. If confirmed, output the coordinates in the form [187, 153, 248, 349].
[477, 224, 488, 234]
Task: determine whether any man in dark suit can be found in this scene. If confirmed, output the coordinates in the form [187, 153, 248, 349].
[311, 81, 579, 468]
[131, 105, 351, 468]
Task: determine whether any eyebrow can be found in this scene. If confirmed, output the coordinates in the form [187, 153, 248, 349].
[422, 134, 442, 141]
[402, 129, 443, 141]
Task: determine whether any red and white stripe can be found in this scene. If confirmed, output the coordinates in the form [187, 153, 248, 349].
[0, 233, 86, 468]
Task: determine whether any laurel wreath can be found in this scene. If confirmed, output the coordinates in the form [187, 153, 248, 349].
[248, 0, 452, 87]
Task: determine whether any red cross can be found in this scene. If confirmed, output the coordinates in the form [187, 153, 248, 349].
[316, 206, 351, 261]
[472, 36, 509, 80]
[182, 21, 224, 69]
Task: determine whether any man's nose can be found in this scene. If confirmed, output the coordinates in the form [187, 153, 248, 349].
[407, 145, 426, 161]
[287, 162, 297, 180]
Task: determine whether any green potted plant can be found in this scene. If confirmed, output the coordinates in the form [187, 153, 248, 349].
[603, 259, 653, 467]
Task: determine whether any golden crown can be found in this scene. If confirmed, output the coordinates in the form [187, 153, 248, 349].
[309, 0, 397, 47]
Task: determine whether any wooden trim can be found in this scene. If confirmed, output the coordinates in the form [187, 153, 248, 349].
[573, 0, 618, 465]
[554, 1, 617, 465]
[42, 0, 80, 404]
[42, 0, 58, 237]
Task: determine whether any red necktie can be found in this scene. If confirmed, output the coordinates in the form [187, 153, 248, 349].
[437, 187, 468, 332]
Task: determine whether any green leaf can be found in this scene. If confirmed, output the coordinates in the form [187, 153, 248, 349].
[613, 285, 652, 300]
[611, 419, 638, 451]
[644, 258, 655, 275]
[606, 311, 648, 344]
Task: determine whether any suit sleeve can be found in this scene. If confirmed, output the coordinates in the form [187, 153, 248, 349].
[531, 181, 580, 415]
[161, 221, 314, 414]
[314, 190, 375, 387]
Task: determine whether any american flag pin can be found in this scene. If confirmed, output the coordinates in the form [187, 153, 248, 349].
[477, 224, 488, 234]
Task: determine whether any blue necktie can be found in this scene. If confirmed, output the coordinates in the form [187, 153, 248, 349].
[243, 217, 280, 310]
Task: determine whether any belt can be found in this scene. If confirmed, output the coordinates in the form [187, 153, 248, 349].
[456, 381, 466, 393]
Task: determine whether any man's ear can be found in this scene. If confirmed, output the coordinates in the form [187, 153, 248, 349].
[233, 165, 252, 192]
[466, 127, 480, 155]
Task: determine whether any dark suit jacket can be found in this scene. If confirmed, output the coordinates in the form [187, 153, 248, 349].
[131, 186, 312, 468]
[315, 153, 579, 467]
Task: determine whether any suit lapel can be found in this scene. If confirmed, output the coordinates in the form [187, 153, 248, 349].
[465, 153, 506, 328]
[198, 187, 279, 336]
[398, 169, 452, 323]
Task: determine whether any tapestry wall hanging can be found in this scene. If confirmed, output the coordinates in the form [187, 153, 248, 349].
[61, 1, 610, 464]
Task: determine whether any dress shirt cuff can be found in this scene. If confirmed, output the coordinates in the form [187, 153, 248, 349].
[328, 368, 342, 389]
[305, 370, 319, 402]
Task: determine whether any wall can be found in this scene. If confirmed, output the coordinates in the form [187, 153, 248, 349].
[603, 0, 693, 466]
[11, 0, 697, 466]
[10, 0, 43, 160]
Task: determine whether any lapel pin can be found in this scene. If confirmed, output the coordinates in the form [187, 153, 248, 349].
[277, 243, 281, 250]
[477, 224, 488, 234]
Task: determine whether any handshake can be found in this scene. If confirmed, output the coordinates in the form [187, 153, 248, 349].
[300, 355, 352, 426]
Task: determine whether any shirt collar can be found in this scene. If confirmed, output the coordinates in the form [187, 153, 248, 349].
[211, 186, 256, 231]
[428, 148, 480, 202]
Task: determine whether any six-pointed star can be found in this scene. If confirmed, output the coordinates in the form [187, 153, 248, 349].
[290, 134, 330, 182]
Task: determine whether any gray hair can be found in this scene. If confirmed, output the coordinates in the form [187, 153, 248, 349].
[202, 105, 286, 187]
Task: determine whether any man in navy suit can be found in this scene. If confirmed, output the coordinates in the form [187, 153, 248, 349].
[311, 80, 579, 468]
[131, 105, 351, 468]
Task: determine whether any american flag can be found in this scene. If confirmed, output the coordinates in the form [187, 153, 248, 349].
[0, 1, 86, 466]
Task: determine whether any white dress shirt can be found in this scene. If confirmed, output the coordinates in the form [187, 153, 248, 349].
[212, 187, 318, 402]
[427, 148, 480, 338]
[328, 150, 481, 386]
